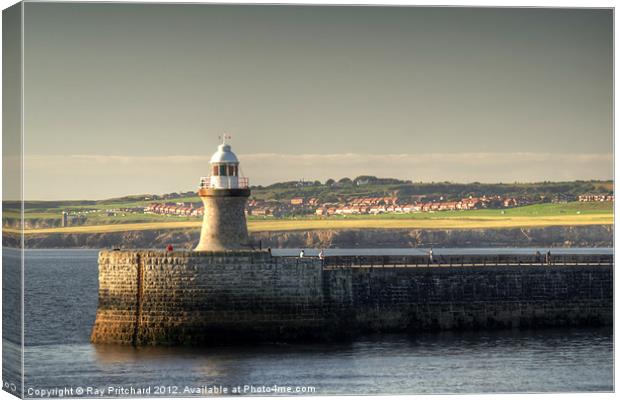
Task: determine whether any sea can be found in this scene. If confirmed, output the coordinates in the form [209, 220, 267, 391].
[2, 249, 614, 397]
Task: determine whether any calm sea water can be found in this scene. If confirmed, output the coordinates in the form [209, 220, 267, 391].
[4, 249, 614, 396]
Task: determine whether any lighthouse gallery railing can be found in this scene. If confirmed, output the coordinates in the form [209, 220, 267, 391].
[199, 176, 249, 189]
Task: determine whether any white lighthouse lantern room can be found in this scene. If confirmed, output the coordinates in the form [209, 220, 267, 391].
[200, 136, 249, 190]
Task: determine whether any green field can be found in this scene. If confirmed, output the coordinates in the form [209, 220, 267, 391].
[6, 201, 612, 235]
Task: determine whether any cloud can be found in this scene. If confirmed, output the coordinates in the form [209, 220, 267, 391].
[20, 152, 613, 200]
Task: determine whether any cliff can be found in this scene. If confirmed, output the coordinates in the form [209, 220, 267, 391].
[6, 224, 613, 249]
[252, 225, 613, 248]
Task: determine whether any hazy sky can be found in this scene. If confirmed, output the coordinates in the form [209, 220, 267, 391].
[20, 3, 613, 200]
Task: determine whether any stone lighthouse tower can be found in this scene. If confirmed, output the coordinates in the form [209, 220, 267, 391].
[195, 137, 250, 251]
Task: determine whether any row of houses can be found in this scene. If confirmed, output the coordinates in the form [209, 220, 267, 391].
[290, 196, 399, 208]
[144, 202, 204, 217]
[247, 199, 285, 217]
[296, 195, 517, 209]
[316, 204, 416, 216]
[145, 200, 287, 218]
[316, 196, 521, 216]
[142, 194, 528, 219]
[578, 194, 614, 202]
[346, 196, 399, 207]
[252, 196, 401, 216]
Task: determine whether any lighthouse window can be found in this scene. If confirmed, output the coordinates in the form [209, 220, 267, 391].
[212, 165, 218, 176]
[233, 165, 238, 176]
[228, 165, 235, 176]
[219, 165, 227, 176]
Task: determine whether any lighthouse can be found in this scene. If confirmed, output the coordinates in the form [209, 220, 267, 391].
[195, 137, 250, 251]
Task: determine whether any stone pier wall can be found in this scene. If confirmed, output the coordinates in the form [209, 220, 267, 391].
[91, 250, 613, 345]
[325, 266, 612, 333]
[91, 250, 324, 345]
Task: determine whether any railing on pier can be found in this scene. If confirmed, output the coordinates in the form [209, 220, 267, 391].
[318, 253, 613, 269]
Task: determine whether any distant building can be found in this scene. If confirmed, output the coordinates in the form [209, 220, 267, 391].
[290, 198, 304, 206]
[578, 194, 614, 202]
[503, 198, 518, 207]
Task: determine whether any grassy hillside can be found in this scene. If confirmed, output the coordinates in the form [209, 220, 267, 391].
[3, 179, 613, 231]
[249, 179, 614, 202]
[7, 202, 612, 235]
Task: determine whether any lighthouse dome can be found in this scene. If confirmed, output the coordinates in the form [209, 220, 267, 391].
[210, 144, 239, 164]
[202, 140, 248, 191]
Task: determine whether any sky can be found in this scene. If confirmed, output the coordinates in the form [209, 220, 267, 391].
[17, 3, 613, 200]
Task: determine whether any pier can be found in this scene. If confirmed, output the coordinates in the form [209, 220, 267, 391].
[90, 248, 612, 346]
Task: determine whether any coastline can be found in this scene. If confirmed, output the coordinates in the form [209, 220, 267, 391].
[4, 224, 613, 249]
